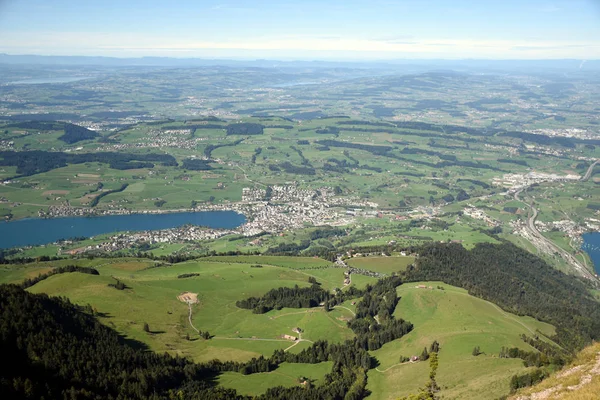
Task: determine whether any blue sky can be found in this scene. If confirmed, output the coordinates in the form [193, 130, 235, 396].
[0, 0, 599, 59]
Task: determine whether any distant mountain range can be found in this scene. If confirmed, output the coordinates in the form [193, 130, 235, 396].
[0, 53, 598, 72]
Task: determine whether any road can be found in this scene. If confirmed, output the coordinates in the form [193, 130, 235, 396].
[187, 302, 200, 334]
[212, 334, 313, 352]
[234, 165, 267, 187]
[581, 160, 599, 182]
[514, 188, 597, 282]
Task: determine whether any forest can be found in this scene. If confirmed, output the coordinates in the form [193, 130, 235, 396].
[1, 120, 99, 143]
[182, 158, 213, 171]
[236, 283, 330, 313]
[226, 123, 264, 135]
[0, 150, 177, 177]
[404, 242, 600, 351]
[20, 265, 99, 289]
[59, 123, 100, 143]
[88, 183, 129, 207]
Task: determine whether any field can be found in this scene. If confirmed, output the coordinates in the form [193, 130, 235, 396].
[0, 255, 559, 399]
[366, 282, 556, 400]
[217, 362, 334, 396]
[201, 255, 333, 269]
[346, 255, 415, 274]
[1, 109, 598, 276]
[2, 61, 600, 400]
[25, 258, 355, 364]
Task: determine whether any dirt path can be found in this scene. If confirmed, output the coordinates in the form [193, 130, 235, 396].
[333, 305, 356, 316]
[234, 165, 267, 187]
[187, 302, 200, 334]
[270, 308, 320, 320]
[375, 361, 414, 373]
[212, 337, 290, 342]
[177, 292, 200, 334]
[212, 335, 314, 351]
[284, 332, 304, 352]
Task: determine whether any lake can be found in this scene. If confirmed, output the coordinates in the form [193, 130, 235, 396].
[581, 232, 600, 275]
[0, 211, 246, 249]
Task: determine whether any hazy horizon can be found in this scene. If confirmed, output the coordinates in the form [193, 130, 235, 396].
[1, 0, 599, 60]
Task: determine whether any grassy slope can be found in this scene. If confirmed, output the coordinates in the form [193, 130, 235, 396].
[200, 255, 333, 269]
[217, 362, 333, 396]
[509, 342, 600, 400]
[346, 255, 415, 274]
[366, 282, 556, 400]
[12, 257, 562, 400]
[26, 260, 355, 365]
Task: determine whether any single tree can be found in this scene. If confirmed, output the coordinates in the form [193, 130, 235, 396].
[472, 346, 481, 356]
[420, 347, 429, 361]
[143, 322, 150, 333]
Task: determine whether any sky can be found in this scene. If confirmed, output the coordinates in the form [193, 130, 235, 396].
[0, 0, 599, 60]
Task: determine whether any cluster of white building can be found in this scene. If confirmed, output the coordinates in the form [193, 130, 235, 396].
[462, 205, 500, 227]
[494, 172, 581, 191]
[63, 225, 236, 254]
[526, 128, 597, 140]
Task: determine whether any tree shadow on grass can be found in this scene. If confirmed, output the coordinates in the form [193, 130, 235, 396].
[118, 334, 151, 352]
[94, 311, 112, 318]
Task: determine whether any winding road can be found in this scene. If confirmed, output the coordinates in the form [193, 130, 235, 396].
[514, 179, 598, 282]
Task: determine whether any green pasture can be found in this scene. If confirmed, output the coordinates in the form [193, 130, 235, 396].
[24, 260, 356, 364]
[201, 255, 332, 269]
[366, 281, 556, 400]
[346, 255, 414, 274]
[217, 362, 333, 396]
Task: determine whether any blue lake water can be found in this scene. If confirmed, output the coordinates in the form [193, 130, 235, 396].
[581, 232, 600, 275]
[0, 211, 246, 249]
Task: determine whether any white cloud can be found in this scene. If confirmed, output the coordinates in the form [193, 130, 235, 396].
[0, 31, 598, 59]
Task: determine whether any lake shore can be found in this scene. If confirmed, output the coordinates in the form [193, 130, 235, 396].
[0, 210, 246, 249]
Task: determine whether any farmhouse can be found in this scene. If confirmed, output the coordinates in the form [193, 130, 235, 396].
[282, 334, 298, 341]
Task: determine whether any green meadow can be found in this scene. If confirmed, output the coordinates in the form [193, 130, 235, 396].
[217, 362, 333, 396]
[346, 255, 415, 274]
[366, 282, 556, 400]
[2, 256, 558, 399]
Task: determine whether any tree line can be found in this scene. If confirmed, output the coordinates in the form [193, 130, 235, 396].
[20, 265, 99, 289]
[59, 123, 99, 143]
[88, 183, 129, 207]
[404, 242, 600, 352]
[236, 283, 329, 313]
[0, 150, 177, 178]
